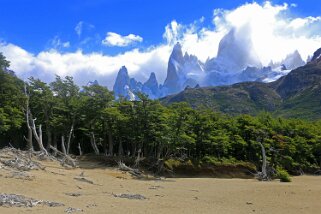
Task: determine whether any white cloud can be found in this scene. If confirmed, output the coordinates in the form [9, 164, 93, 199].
[173, 1, 321, 64]
[1, 1, 321, 90]
[50, 36, 70, 49]
[102, 32, 143, 47]
[75, 21, 95, 37]
[289, 16, 321, 29]
[0, 41, 170, 89]
[163, 20, 183, 44]
[75, 21, 83, 37]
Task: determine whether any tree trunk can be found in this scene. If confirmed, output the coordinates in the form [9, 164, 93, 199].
[259, 141, 267, 180]
[46, 128, 52, 151]
[24, 84, 33, 150]
[90, 132, 99, 155]
[61, 135, 67, 155]
[31, 119, 48, 155]
[156, 143, 163, 161]
[78, 143, 83, 156]
[53, 134, 58, 156]
[66, 124, 74, 154]
[108, 130, 113, 156]
[118, 140, 123, 156]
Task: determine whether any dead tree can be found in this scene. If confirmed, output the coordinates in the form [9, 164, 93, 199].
[256, 134, 272, 181]
[30, 118, 48, 155]
[49, 145, 76, 167]
[258, 141, 268, 180]
[61, 136, 67, 155]
[77, 143, 82, 156]
[23, 84, 33, 151]
[90, 132, 99, 155]
[66, 124, 74, 154]
[118, 161, 142, 178]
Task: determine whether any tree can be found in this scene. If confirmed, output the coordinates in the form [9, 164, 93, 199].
[0, 53, 25, 145]
[79, 84, 114, 154]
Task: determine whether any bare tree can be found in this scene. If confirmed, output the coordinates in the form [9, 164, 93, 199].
[66, 124, 74, 154]
[30, 118, 48, 155]
[258, 141, 268, 180]
[61, 135, 67, 155]
[90, 132, 99, 155]
[23, 84, 33, 151]
[77, 143, 82, 156]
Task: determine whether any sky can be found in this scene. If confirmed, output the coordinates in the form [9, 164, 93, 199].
[0, 0, 321, 88]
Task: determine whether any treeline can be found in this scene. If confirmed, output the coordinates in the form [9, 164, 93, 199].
[1, 53, 321, 173]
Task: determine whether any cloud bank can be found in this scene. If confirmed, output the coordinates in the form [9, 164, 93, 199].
[1, 1, 321, 89]
[102, 32, 143, 47]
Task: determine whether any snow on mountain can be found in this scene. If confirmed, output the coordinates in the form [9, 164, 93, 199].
[205, 27, 262, 74]
[142, 72, 160, 99]
[113, 66, 161, 100]
[162, 42, 204, 96]
[111, 30, 313, 100]
[113, 66, 135, 100]
[280, 50, 305, 70]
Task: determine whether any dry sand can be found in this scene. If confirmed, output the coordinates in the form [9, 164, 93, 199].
[0, 159, 320, 214]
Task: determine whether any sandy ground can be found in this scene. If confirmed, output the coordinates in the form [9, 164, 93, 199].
[0, 159, 320, 214]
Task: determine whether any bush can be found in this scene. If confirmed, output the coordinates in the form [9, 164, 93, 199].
[164, 159, 181, 170]
[276, 167, 291, 182]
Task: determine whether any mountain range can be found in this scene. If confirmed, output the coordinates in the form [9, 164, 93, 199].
[110, 27, 306, 100]
[161, 47, 321, 120]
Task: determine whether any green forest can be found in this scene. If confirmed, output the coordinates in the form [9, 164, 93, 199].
[1, 53, 321, 178]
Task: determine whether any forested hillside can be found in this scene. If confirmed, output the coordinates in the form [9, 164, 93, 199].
[1, 53, 321, 176]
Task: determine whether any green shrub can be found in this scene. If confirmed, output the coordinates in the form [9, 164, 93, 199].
[164, 159, 181, 170]
[276, 167, 291, 182]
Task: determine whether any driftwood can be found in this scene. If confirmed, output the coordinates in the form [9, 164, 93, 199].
[118, 161, 143, 178]
[64, 193, 81, 197]
[112, 193, 146, 200]
[65, 207, 83, 213]
[0, 193, 64, 208]
[0, 147, 45, 171]
[49, 146, 76, 168]
[73, 177, 94, 184]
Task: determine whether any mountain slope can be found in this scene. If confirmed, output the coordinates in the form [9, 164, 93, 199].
[161, 82, 281, 115]
[161, 48, 321, 120]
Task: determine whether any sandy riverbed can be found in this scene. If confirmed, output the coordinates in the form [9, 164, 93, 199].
[0, 159, 320, 214]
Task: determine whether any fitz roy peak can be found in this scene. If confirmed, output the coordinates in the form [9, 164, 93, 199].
[112, 29, 307, 100]
[162, 42, 204, 96]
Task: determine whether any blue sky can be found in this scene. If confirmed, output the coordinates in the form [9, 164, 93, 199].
[1, 0, 319, 54]
[0, 0, 321, 88]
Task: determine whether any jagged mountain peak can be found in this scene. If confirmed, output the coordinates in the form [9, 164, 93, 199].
[119, 65, 129, 75]
[145, 72, 157, 84]
[208, 26, 262, 73]
[281, 50, 305, 70]
[311, 47, 321, 63]
[170, 42, 184, 64]
[113, 65, 131, 99]
[142, 72, 160, 99]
